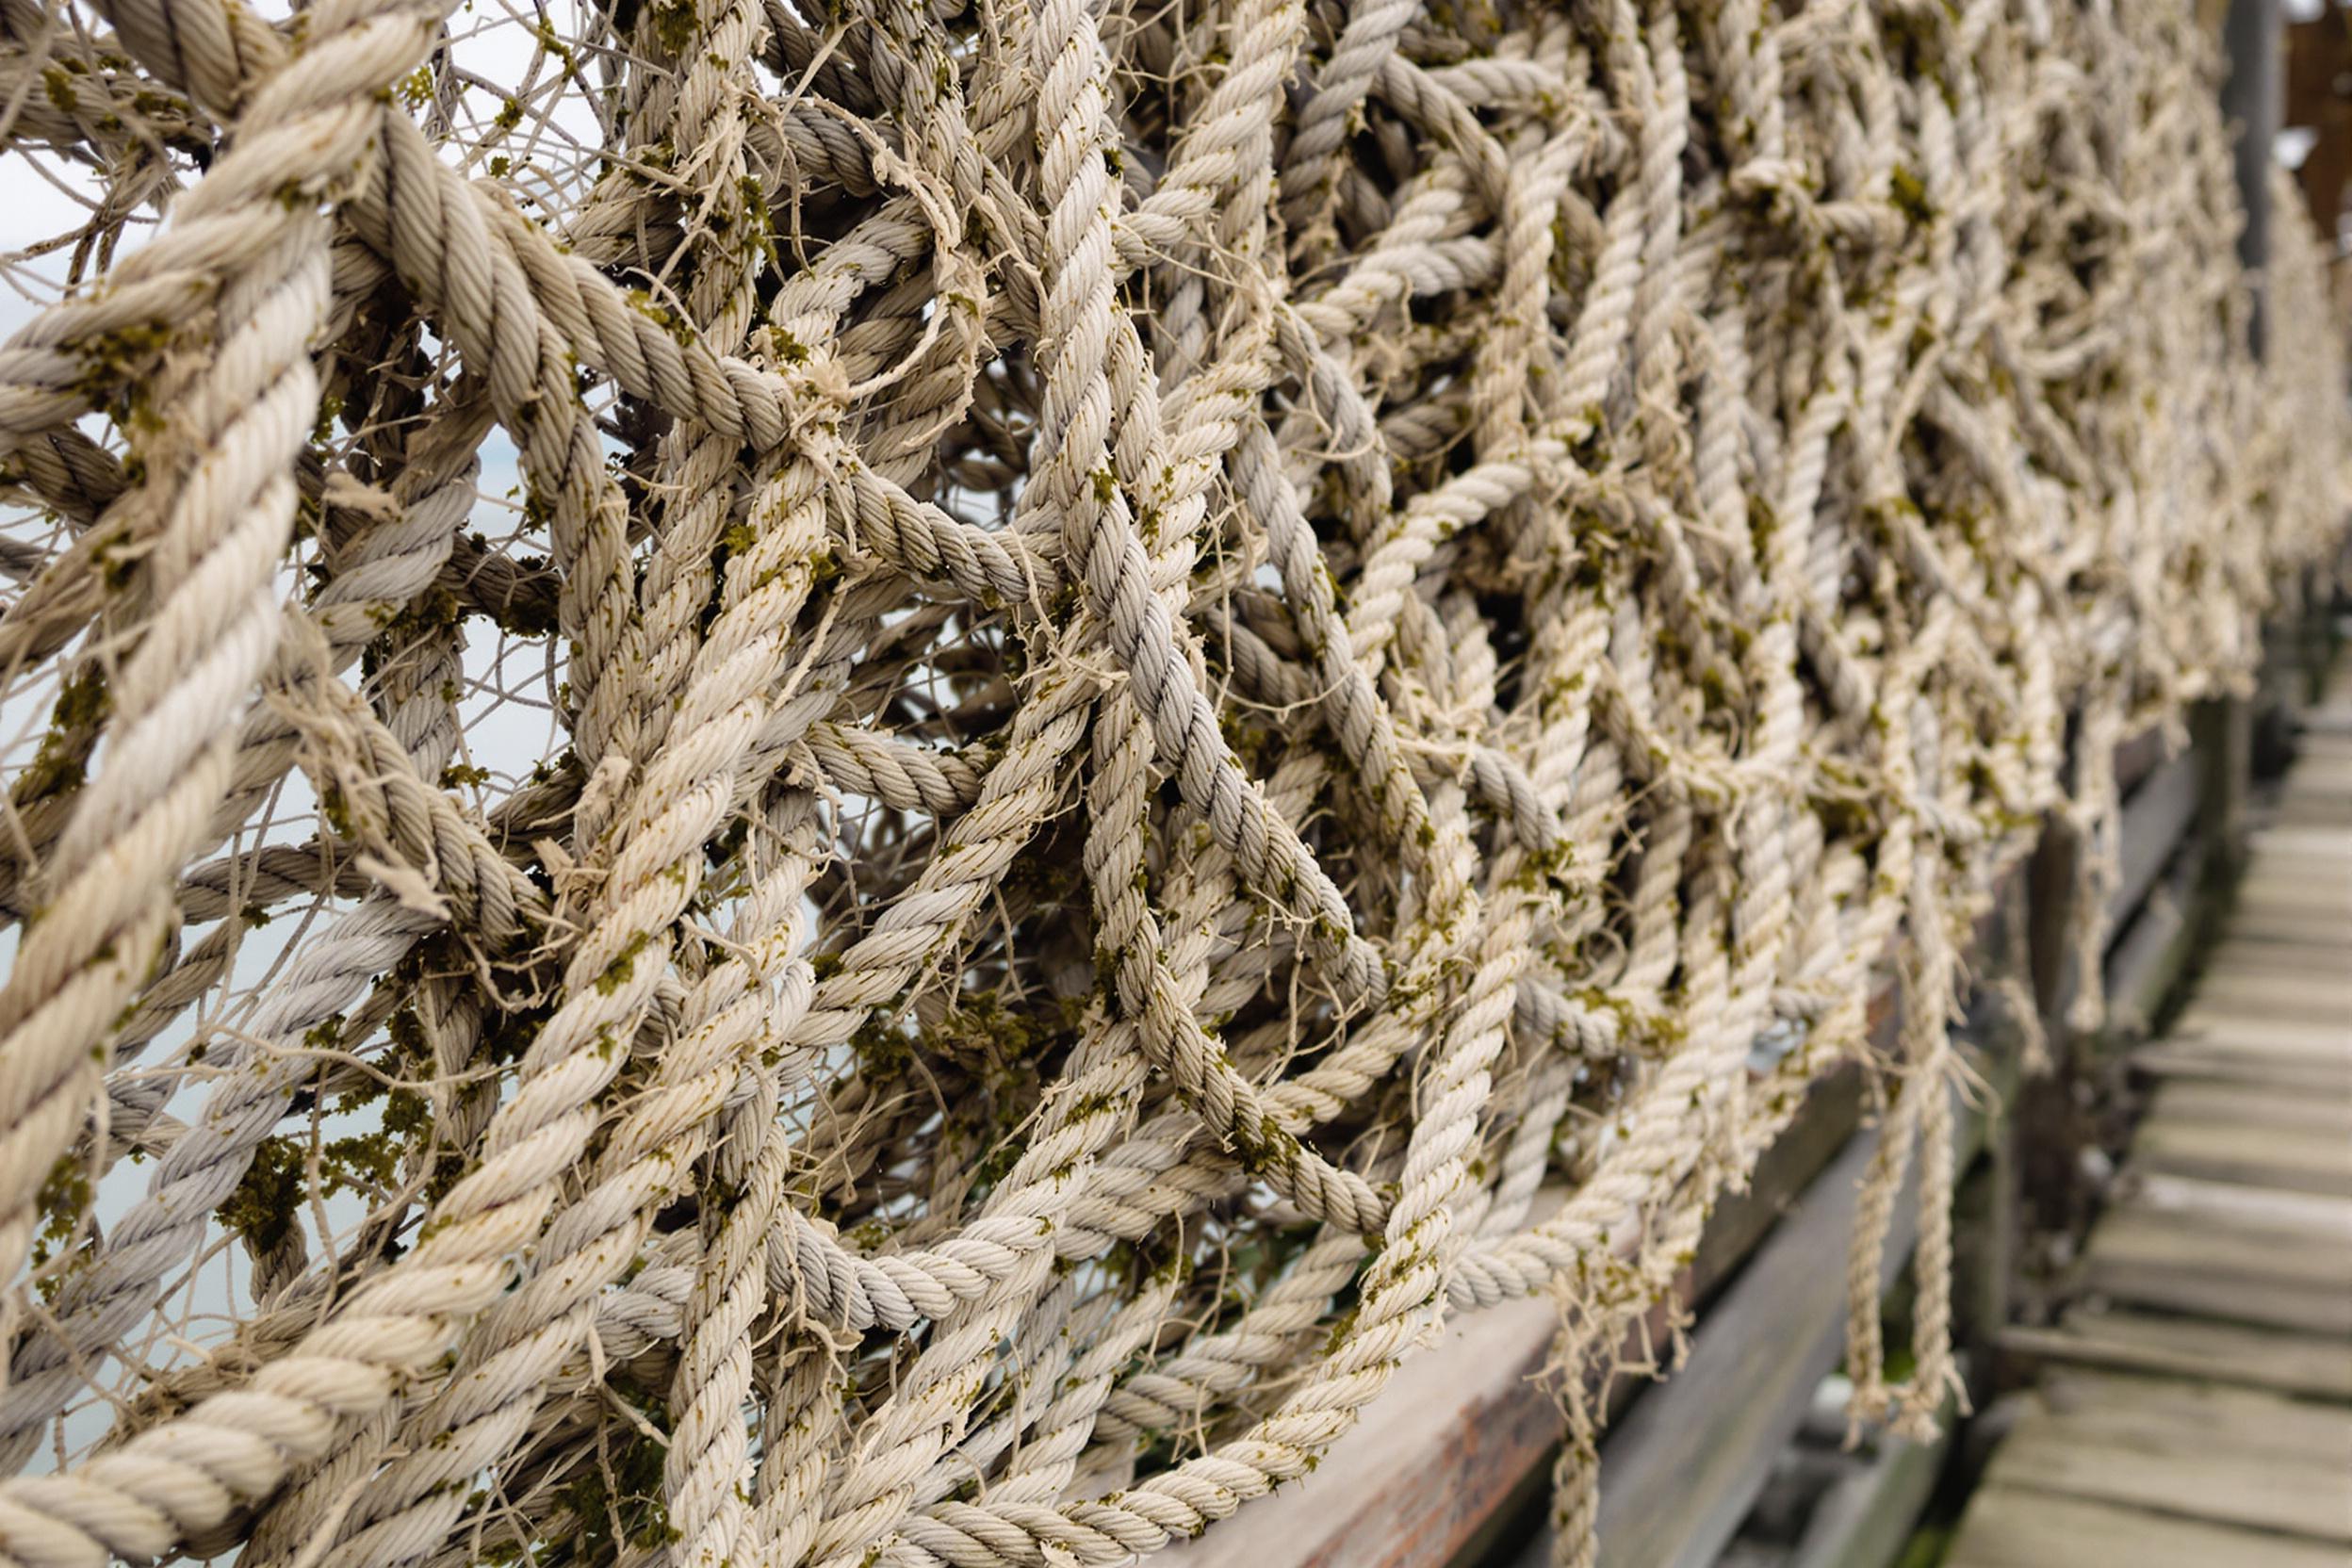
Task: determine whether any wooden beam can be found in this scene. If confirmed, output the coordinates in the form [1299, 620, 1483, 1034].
[2111, 751, 2200, 927]
[1574, 1129, 1896, 1568]
[1155, 1289, 1564, 1568]
[1783, 1418, 1953, 1568]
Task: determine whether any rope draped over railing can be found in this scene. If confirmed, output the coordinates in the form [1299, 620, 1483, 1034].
[0, 0, 2343, 1560]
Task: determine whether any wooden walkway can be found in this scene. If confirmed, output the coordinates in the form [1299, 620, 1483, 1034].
[1947, 676, 2352, 1568]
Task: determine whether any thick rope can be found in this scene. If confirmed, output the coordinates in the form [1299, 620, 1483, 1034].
[0, 0, 2344, 1562]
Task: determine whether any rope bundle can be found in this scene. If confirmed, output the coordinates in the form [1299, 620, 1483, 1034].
[0, 0, 2343, 1560]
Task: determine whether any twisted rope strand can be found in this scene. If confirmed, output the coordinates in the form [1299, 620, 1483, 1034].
[0, 0, 2342, 1563]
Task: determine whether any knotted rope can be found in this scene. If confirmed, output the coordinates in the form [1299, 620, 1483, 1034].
[0, 0, 2344, 1562]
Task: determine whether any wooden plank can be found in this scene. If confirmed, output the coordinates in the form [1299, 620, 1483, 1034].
[2216, 883, 2348, 912]
[2280, 757, 2352, 782]
[1947, 1485, 2349, 1568]
[2223, 891, 2352, 923]
[2227, 879, 2352, 908]
[2220, 911, 2352, 948]
[2201, 941, 2352, 979]
[2112, 724, 2170, 797]
[2037, 724, 2179, 1023]
[2242, 847, 2352, 873]
[1941, 682, 2352, 1568]
[2100, 880, 2188, 1036]
[2098, 1213, 2352, 1335]
[1580, 1130, 1891, 1568]
[2275, 792, 2352, 813]
[2192, 974, 2352, 1023]
[1157, 1291, 1563, 1568]
[2194, 697, 2250, 886]
[2213, 912, 2352, 939]
[2167, 1010, 2352, 1064]
[1983, 1418, 2352, 1541]
[2231, 845, 2352, 868]
[2212, 883, 2352, 909]
[2129, 1118, 2352, 1196]
[1161, 1071, 1880, 1568]
[2211, 903, 2352, 936]
[2235, 841, 2352, 867]
[2246, 821, 2352, 845]
[2195, 956, 2352, 988]
[1692, 1068, 1865, 1292]
[1783, 1421, 1950, 1568]
[1178, 849, 2040, 1568]
[2146, 1082, 2352, 1138]
[1498, 1072, 1999, 1568]
[2110, 750, 2202, 924]
[2239, 860, 2352, 884]
[2298, 700, 2352, 738]
[2246, 822, 2352, 852]
[2132, 1037, 2352, 1093]
[2211, 900, 2352, 934]
[2230, 856, 2352, 883]
[2035, 1367, 2352, 1461]
[2088, 1204, 2352, 1295]
[2120, 1168, 2352, 1241]
[2003, 1309, 2352, 1400]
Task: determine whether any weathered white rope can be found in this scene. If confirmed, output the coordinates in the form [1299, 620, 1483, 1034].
[0, 0, 2344, 1563]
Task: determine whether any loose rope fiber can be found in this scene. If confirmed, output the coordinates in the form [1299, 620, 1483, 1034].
[0, 0, 2344, 1562]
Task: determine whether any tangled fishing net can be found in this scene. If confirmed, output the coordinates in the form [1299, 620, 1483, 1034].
[0, 0, 2344, 1559]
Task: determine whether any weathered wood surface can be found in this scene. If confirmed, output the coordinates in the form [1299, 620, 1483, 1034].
[1948, 665, 2352, 1566]
[2082, 1207, 2352, 1332]
[2004, 1310, 2352, 1400]
[1781, 1421, 1950, 1568]
[1574, 1121, 1907, 1568]
[2111, 749, 2203, 923]
[2125, 1119, 2352, 1197]
[1517, 1058, 2011, 1568]
[1157, 1286, 1566, 1568]
[1947, 1487, 2349, 1568]
[1971, 1371, 2352, 1542]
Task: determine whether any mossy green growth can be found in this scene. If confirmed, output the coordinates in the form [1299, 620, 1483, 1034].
[218, 1136, 306, 1252]
[647, 0, 698, 54]
[595, 930, 657, 996]
[21, 666, 108, 799]
[552, 1403, 682, 1559]
[1888, 165, 1936, 227]
[30, 1153, 93, 1282]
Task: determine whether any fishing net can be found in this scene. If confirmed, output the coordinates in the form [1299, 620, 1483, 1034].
[0, 0, 2344, 1561]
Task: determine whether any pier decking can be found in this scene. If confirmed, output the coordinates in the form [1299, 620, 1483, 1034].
[1946, 675, 2352, 1567]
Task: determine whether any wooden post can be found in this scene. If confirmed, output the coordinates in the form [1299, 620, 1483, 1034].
[2194, 698, 2252, 898]
[2221, 0, 2282, 350]
[2198, 0, 2267, 993]
[2024, 732, 2082, 1038]
[1956, 877, 2030, 1397]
